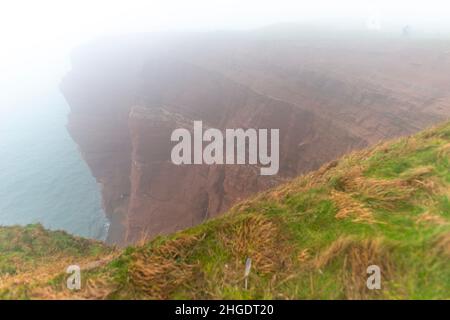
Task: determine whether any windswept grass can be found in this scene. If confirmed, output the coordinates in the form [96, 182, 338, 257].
[1, 122, 450, 299]
[0, 224, 113, 299]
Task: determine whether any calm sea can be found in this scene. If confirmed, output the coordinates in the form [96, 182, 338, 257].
[0, 90, 109, 240]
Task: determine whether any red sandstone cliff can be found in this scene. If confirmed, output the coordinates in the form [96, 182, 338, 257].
[61, 27, 450, 245]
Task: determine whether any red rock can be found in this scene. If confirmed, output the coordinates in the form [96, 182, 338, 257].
[61, 28, 450, 245]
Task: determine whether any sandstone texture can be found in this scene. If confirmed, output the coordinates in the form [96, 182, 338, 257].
[61, 28, 450, 244]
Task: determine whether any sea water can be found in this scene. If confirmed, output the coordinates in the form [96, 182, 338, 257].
[0, 90, 109, 240]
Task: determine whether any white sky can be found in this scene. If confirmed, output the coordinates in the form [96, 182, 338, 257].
[1, 0, 450, 59]
[0, 0, 450, 104]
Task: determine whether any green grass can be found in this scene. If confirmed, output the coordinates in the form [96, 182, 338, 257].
[1, 122, 450, 299]
[0, 224, 109, 276]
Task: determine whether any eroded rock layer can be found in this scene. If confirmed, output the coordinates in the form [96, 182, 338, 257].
[61, 28, 450, 244]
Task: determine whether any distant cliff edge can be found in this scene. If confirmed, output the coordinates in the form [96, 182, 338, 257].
[61, 27, 450, 245]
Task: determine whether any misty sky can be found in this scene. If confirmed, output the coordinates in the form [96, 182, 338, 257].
[2, 1, 450, 62]
[1, 0, 450, 106]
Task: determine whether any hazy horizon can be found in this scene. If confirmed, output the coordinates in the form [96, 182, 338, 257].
[1, 0, 450, 237]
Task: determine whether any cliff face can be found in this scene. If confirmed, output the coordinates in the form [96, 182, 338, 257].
[61, 28, 450, 245]
[4, 122, 450, 299]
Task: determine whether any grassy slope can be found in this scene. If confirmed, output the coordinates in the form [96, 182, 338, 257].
[0, 224, 113, 299]
[1, 122, 450, 299]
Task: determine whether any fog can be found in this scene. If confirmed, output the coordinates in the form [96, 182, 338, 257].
[0, 0, 449, 241]
[2, 0, 450, 65]
[1, 0, 450, 109]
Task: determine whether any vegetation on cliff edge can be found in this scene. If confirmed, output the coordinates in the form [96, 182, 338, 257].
[1, 122, 450, 299]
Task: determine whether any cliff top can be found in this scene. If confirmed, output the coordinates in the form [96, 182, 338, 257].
[1, 121, 450, 299]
